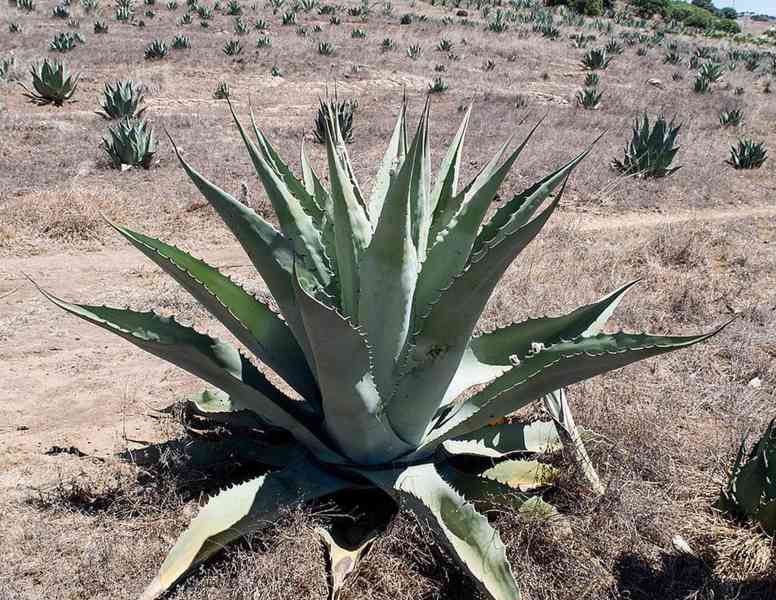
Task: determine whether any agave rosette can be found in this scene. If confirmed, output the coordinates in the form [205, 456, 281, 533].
[41, 99, 727, 599]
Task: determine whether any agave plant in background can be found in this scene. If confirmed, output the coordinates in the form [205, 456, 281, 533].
[213, 80, 230, 99]
[717, 419, 776, 535]
[223, 39, 242, 56]
[581, 48, 612, 70]
[613, 113, 681, 178]
[102, 117, 158, 169]
[49, 31, 80, 52]
[313, 94, 356, 144]
[144, 39, 168, 59]
[0, 55, 15, 82]
[97, 79, 147, 119]
[576, 86, 602, 109]
[39, 98, 727, 600]
[171, 34, 191, 49]
[698, 61, 724, 83]
[718, 108, 743, 127]
[428, 76, 448, 93]
[727, 138, 768, 169]
[19, 58, 79, 106]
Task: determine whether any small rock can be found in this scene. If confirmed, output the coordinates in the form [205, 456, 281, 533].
[748, 377, 762, 389]
[647, 78, 663, 87]
[456, 9, 468, 16]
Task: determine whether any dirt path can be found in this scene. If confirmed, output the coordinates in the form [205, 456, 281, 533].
[2, 203, 774, 493]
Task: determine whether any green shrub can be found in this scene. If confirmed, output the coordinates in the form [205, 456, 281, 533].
[313, 95, 356, 143]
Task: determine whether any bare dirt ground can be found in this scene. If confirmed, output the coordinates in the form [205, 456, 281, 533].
[1, 1, 775, 599]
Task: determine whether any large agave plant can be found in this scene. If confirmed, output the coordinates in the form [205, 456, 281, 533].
[19, 58, 79, 106]
[717, 418, 776, 535]
[41, 100, 725, 600]
[97, 79, 147, 119]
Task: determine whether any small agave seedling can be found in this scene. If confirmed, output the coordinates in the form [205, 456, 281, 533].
[613, 113, 681, 178]
[727, 138, 768, 169]
[717, 419, 776, 535]
[97, 79, 147, 119]
[40, 99, 727, 600]
[19, 58, 79, 106]
[317, 41, 335, 55]
[212, 81, 230, 99]
[102, 117, 158, 169]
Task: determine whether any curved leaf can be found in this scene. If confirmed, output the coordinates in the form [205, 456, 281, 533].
[140, 459, 356, 600]
[361, 463, 521, 600]
[443, 420, 561, 458]
[111, 222, 318, 403]
[38, 287, 341, 461]
[421, 324, 731, 451]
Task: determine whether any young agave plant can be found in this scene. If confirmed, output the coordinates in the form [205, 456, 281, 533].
[19, 58, 79, 106]
[718, 108, 743, 127]
[581, 48, 612, 70]
[576, 86, 602, 109]
[40, 99, 726, 600]
[97, 79, 147, 120]
[313, 95, 356, 144]
[102, 117, 158, 169]
[727, 138, 768, 169]
[716, 418, 776, 535]
[613, 112, 681, 178]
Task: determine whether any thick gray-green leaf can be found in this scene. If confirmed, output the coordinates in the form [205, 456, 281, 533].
[368, 101, 408, 221]
[428, 104, 471, 238]
[416, 119, 542, 314]
[140, 459, 356, 600]
[421, 325, 730, 451]
[111, 222, 318, 403]
[472, 142, 596, 261]
[324, 120, 373, 320]
[361, 463, 521, 600]
[407, 98, 432, 259]
[247, 107, 325, 227]
[443, 420, 561, 458]
[167, 135, 315, 368]
[358, 122, 420, 398]
[388, 194, 563, 445]
[39, 288, 340, 460]
[229, 103, 331, 291]
[293, 265, 412, 464]
[471, 279, 640, 366]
